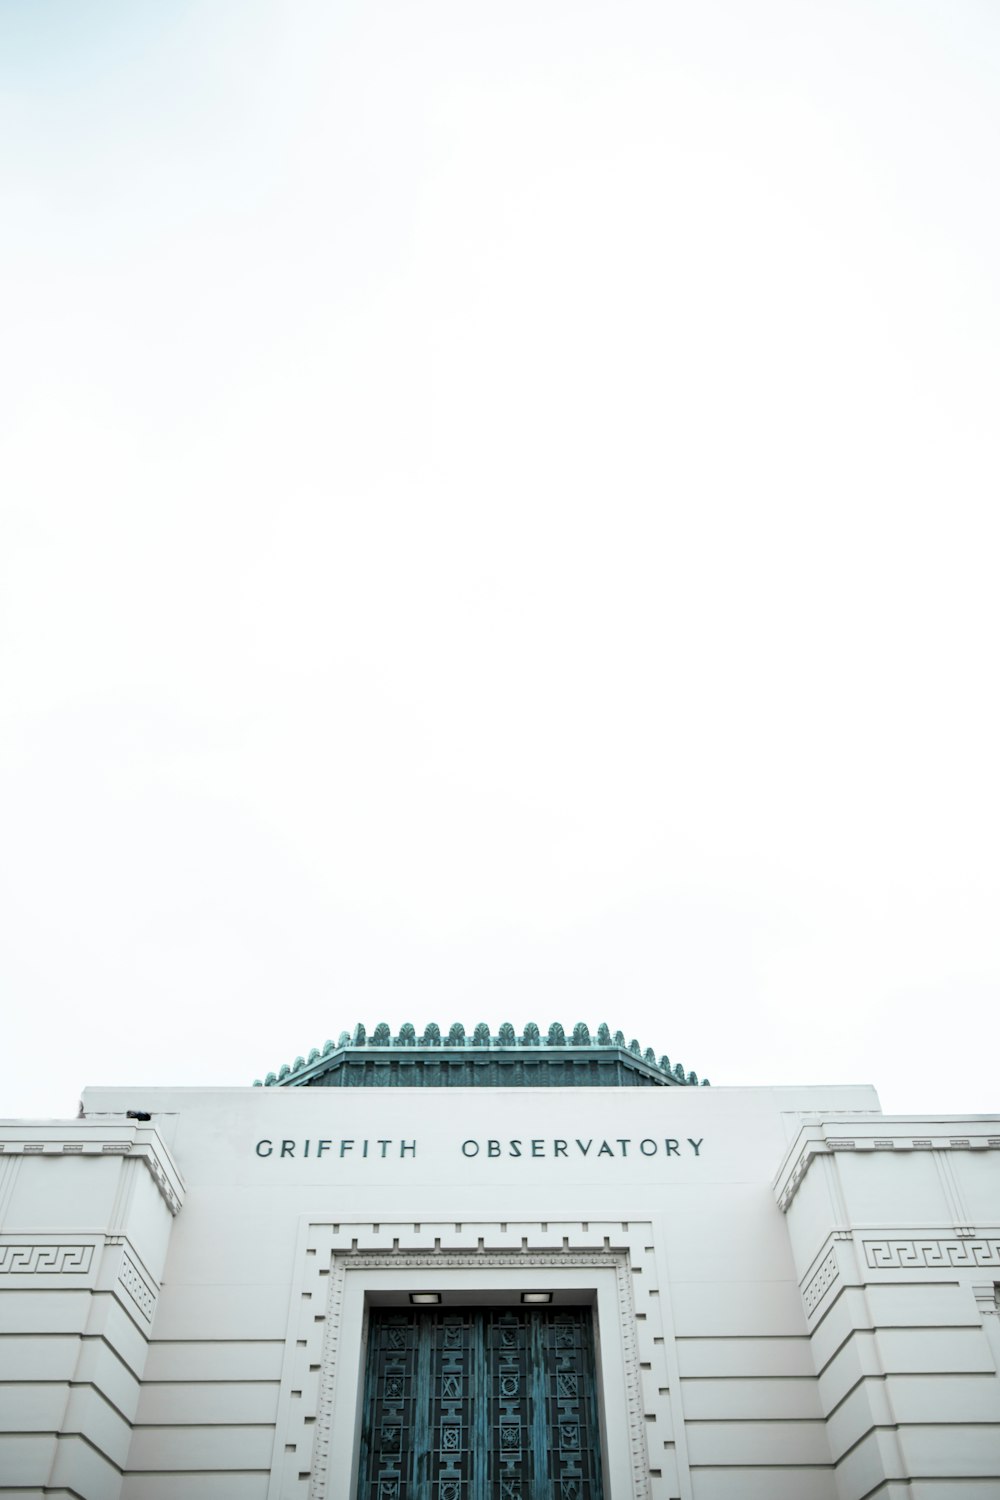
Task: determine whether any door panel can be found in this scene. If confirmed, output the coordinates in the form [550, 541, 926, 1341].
[358, 1307, 604, 1500]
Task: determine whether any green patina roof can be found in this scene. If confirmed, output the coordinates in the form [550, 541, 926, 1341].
[253, 1022, 710, 1089]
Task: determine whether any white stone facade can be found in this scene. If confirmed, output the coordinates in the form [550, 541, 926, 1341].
[1, 1081, 998, 1499]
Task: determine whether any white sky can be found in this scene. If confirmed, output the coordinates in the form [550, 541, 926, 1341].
[1, 1, 997, 1120]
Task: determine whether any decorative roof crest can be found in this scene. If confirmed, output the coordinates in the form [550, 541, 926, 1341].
[254, 1023, 709, 1089]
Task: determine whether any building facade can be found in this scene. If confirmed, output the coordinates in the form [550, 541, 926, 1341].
[1, 1023, 998, 1499]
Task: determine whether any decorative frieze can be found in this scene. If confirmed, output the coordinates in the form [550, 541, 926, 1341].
[0, 1243, 94, 1274]
[864, 1238, 1000, 1270]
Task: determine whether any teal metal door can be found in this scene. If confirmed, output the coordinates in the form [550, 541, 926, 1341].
[358, 1307, 605, 1500]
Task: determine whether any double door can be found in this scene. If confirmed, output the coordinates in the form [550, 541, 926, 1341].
[358, 1305, 604, 1500]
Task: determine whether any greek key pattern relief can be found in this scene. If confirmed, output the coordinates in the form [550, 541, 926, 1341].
[0, 1243, 94, 1274]
[118, 1251, 157, 1321]
[802, 1248, 838, 1314]
[864, 1238, 1000, 1270]
[284, 1223, 663, 1500]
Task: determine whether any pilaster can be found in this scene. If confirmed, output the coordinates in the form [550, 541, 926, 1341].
[0, 1121, 184, 1500]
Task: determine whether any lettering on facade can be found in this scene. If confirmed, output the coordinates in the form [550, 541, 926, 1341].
[255, 1139, 417, 1159]
[254, 1137, 706, 1161]
[460, 1138, 704, 1158]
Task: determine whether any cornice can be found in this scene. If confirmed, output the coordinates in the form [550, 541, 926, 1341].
[0, 1121, 186, 1216]
[773, 1117, 1000, 1213]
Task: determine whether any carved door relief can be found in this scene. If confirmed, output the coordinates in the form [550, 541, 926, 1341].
[358, 1306, 604, 1500]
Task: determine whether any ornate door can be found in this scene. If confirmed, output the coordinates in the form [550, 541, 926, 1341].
[358, 1306, 605, 1500]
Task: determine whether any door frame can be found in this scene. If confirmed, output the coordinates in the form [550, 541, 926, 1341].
[320, 1255, 642, 1500]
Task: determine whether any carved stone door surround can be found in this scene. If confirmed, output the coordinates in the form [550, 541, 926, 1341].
[269, 1220, 668, 1500]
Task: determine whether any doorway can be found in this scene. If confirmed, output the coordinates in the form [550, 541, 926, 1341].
[358, 1305, 605, 1500]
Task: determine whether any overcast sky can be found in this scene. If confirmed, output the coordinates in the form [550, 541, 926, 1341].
[1, 1, 997, 1121]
